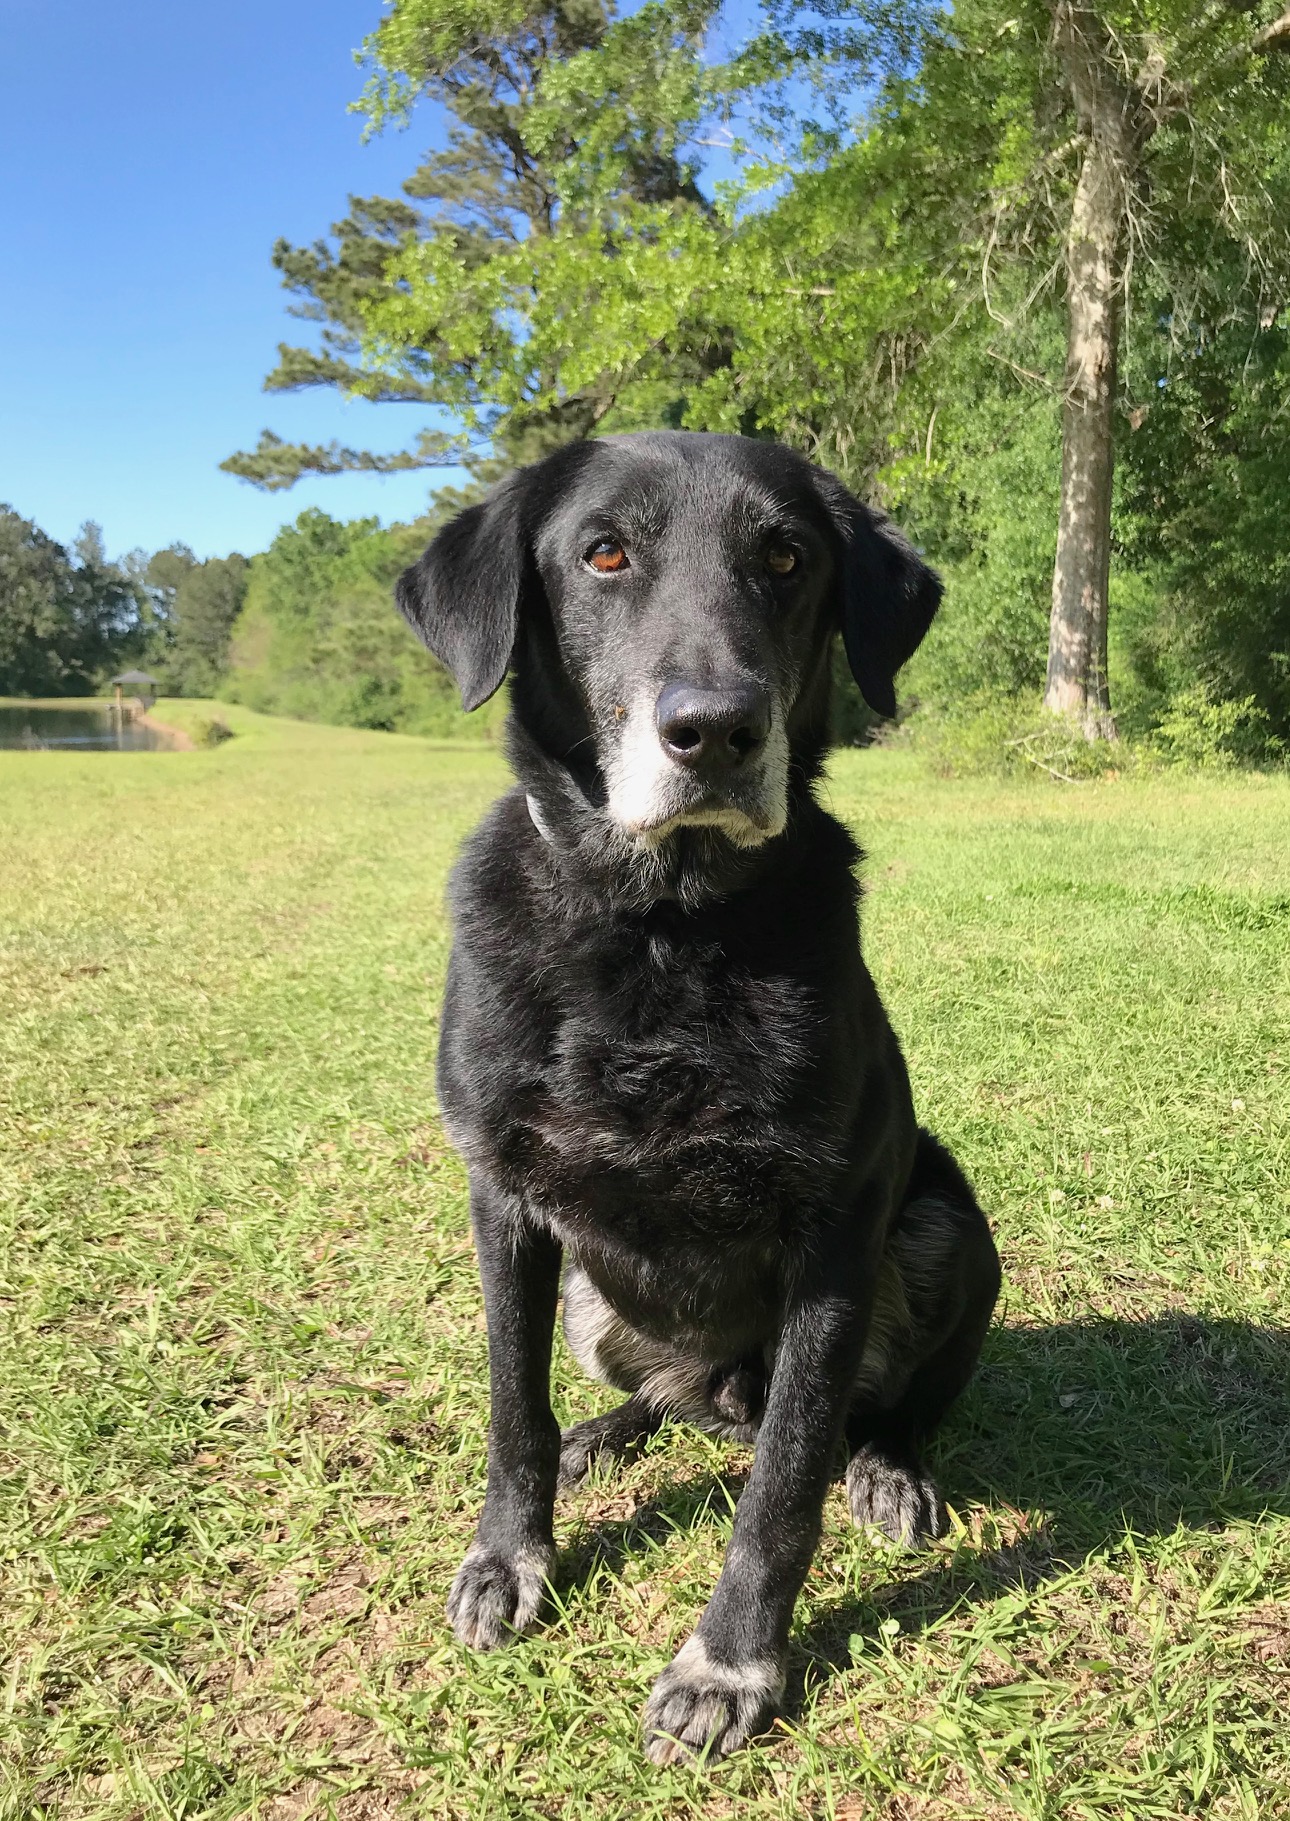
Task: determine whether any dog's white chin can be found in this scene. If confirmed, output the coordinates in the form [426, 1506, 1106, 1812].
[623, 804, 784, 851]
[603, 693, 790, 854]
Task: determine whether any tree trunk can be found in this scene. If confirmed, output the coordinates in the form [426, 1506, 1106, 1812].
[1046, 131, 1122, 736]
[1046, 3, 1143, 739]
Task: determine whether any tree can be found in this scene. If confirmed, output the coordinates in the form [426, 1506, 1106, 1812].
[222, 0, 718, 491]
[1116, 247, 1290, 745]
[223, 490, 488, 734]
[698, 0, 1290, 736]
[230, 0, 1290, 747]
[1034, 2, 1290, 734]
[144, 547, 250, 696]
[0, 508, 145, 695]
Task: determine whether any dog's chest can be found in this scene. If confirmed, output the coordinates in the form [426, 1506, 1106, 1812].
[509, 929, 840, 1241]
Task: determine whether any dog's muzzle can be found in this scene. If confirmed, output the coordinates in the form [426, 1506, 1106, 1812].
[604, 679, 786, 847]
[655, 681, 770, 781]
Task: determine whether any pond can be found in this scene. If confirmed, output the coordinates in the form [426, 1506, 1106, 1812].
[0, 705, 180, 752]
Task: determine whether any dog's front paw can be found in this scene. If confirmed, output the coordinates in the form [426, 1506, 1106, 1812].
[847, 1444, 947, 1548]
[643, 1634, 784, 1765]
[446, 1538, 555, 1649]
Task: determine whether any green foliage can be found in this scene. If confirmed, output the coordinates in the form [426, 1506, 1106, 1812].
[224, 499, 493, 736]
[901, 692, 1135, 781]
[894, 322, 1067, 709]
[223, 0, 711, 488]
[0, 506, 148, 694]
[145, 547, 250, 697]
[1149, 686, 1282, 772]
[897, 683, 1286, 781]
[1118, 298, 1290, 754]
[222, 427, 469, 490]
[222, 1, 1290, 757]
[189, 713, 235, 748]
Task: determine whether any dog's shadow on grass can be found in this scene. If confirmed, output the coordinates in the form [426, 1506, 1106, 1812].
[794, 1311, 1290, 1691]
[557, 1467, 750, 1593]
[555, 1314, 1290, 1699]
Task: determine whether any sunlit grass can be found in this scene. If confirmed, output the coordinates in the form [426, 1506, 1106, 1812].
[1, 702, 1287, 1819]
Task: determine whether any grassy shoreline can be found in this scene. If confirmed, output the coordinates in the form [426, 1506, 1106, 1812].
[2, 708, 1287, 1818]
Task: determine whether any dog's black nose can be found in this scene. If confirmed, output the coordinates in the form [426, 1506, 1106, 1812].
[656, 682, 770, 771]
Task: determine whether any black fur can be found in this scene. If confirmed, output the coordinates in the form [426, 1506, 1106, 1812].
[399, 432, 1001, 1763]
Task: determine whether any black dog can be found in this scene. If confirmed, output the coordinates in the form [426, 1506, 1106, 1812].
[397, 431, 1001, 1763]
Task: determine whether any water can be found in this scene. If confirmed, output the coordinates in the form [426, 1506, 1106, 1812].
[0, 705, 179, 752]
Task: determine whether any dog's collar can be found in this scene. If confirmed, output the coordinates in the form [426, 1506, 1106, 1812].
[526, 793, 556, 845]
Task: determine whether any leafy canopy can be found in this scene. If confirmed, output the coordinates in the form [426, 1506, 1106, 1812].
[222, 1, 1290, 750]
[0, 509, 150, 696]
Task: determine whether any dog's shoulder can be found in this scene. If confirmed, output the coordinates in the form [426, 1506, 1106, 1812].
[447, 787, 547, 940]
[787, 792, 864, 902]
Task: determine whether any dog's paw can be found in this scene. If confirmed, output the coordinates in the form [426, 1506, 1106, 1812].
[557, 1402, 653, 1491]
[643, 1634, 784, 1765]
[557, 1414, 618, 1490]
[446, 1539, 554, 1649]
[847, 1445, 947, 1548]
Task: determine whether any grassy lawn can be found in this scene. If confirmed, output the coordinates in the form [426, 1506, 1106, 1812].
[2, 701, 1288, 1821]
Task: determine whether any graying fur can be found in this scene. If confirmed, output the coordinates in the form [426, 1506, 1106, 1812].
[562, 1192, 969, 1441]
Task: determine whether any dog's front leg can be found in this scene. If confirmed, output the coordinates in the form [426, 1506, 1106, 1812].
[447, 1177, 562, 1649]
[644, 1280, 873, 1763]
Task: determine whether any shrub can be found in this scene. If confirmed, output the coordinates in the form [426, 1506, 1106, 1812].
[190, 716, 234, 748]
[1148, 685, 1282, 771]
[894, 691, 1134, 781]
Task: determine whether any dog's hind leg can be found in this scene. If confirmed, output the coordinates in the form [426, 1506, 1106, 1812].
[846, 1131, 1001, 1547]
[557, 1396, 662, 1489]
[559, 1265, 760, 1487]
[559, 1265, 675, 1486]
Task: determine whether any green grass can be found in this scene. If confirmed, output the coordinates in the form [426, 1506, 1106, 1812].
[2, 700, 1288, 1821]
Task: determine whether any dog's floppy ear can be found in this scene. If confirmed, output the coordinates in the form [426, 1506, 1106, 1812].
[825, 485, 942, 719]
[396, 473, 530, 711]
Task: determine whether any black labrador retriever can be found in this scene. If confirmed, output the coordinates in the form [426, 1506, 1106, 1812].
[397, 430, 1001, 1763]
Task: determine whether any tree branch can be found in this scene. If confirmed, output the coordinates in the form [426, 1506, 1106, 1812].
[1253, 9, 1290, 53]
[220, 428, 476, 492]
[985, 348, 1055, 388]
[1190, 3, 1290, 91]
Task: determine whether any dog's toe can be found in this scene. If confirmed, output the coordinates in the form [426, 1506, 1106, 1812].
[642, 1635, 783, 1765]
[847, 1445, 947, 1548]
[446, 1539, 554, 1649]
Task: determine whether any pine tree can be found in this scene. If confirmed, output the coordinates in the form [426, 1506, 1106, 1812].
[223, 1, 715, 491]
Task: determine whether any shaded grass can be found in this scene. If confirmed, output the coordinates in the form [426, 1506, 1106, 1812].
[1, 702, 1287, 1819]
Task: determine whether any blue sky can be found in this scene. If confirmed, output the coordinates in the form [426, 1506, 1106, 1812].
[0, 1, 807, 565]
[0, 0, 459, 560]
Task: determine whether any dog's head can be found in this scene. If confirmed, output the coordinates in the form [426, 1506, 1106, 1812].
[398, 432, 938, 878]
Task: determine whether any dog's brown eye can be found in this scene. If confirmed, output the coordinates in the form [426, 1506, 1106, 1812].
[586, 539, 628, 573]
[766, 542, 797, 576]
